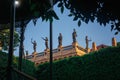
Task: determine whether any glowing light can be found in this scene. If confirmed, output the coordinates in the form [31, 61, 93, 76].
[15, 0, 20, 7]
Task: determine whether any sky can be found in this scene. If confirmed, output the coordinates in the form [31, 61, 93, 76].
[14, 4, 120, 56]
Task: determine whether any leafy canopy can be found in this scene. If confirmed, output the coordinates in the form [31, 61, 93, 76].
[55, 0, 120, 34]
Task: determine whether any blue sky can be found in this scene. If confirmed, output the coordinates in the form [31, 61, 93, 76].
[14, 4, 120, 56]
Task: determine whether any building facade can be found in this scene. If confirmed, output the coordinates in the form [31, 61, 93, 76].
[25, 37, 117, 65]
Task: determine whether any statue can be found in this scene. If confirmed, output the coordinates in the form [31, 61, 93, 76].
[31, 39, 37, 52]
[72, 28, 77, 42]
[85, 36, 91, 49]
[42, 37, 49, 49]
[58, 33, 62, 47]
[26, 50, 29, 56]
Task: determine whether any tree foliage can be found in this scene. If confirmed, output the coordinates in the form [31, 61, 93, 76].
[55, 0, 120, 34]
[0, 28, 20, 51]
[36, 46, 120, 80]
[0, 51, 36, 79]
[117, 42, 120, 47]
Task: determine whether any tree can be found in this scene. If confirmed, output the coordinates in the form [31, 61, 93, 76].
[0, 28, 20, 51]
[117, 42, 120, 47]
[55, 0, 120, 34]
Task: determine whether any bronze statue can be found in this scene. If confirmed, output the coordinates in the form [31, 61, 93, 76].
[31, 39, 37, 52]
[85, 36, 91, 49]
[26, 50, 28, 56]
[58, 33, 62, 47]
[72, 28, 77, 42]
[42, 37, 49, 49]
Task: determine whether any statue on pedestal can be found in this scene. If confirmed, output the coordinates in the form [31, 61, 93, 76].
[85, 36, 91, 49]
[42, 37, 49, 49]
[72, 28, 77, 43]
[58, 33, 63, 47]
[26, 50, 28, 56]
[31, 39, 37, 52]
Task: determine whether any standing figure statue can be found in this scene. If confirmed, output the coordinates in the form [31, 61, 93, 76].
[85, 36, 91, 49]
[42, 37, 49, 49]
[58, 33, 63, 47]
[31, 39, 37, 52]
[72, 28, 77, 42]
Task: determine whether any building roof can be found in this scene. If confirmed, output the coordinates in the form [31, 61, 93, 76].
[97, 44, 109, 50]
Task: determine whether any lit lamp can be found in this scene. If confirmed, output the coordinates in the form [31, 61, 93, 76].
[15, 0, 20, 7]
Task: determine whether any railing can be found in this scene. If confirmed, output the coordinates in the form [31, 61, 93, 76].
[0, 67, 37, 80]
[12, 68, 37, 80]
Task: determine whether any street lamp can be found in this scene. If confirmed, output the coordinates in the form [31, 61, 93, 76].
[7, 0, 20, 79]
[15, 0, 20, 8]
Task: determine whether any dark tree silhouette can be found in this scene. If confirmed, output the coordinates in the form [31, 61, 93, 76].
[1, 0, 120, 35]
[55, 0, 120, 34]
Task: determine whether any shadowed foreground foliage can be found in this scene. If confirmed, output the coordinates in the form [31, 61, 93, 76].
[0, 51, 36, 79]
[0, 46, 120, 80]
[36, 46, 120, 80]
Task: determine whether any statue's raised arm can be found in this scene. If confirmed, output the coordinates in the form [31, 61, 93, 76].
[42, 37, 49, 49]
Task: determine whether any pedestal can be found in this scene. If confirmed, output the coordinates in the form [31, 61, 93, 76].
[44, 48, 50, 55]
[58, 45, 63, 51]
[32, 51, 37, 61]
[72, 41, 78, 47]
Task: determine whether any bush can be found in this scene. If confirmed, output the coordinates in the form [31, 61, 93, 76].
[0, 51, 36, 79]
[36, 46, 120, 80]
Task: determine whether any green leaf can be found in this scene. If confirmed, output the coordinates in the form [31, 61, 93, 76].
[68, 14, 72, 17]
[61, 6, 64, 14]
[34, 11, 40, 17]
[115, 32, 118, 35]
[49, 17, 53, 23]
[30, 4, 36, 11]
[52, 11, 59, 20]
[78, 20, 81, 27]
[41, 16, 45, 22]
[111, 25, 114, 31]
[73, 16, 78, 21]
[58, 2, 63, 7]
[85, 18, 89, 24]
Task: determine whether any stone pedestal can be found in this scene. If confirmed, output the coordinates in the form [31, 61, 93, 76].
[44, 48, 50, 55]
[92, 42, 97, 51]
[58, 45, 63, 51]
[112, 37, 117, 47]
[86, 48, 90, 53]
[72, 41, 78, 47]
[32, 51, 37, 61]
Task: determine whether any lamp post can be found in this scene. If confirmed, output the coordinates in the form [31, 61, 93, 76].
[7, 0, 20, 79]
[49, 0, 53, 80]
[7, 0, 15, 79]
